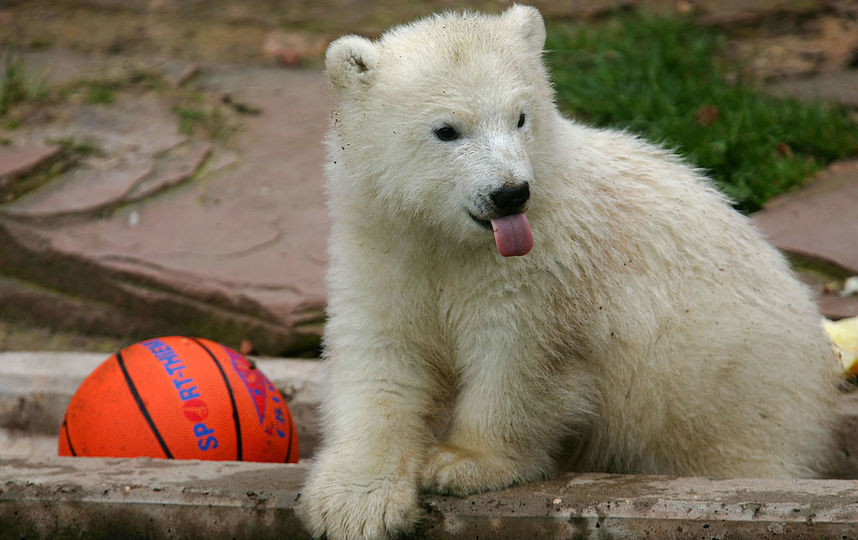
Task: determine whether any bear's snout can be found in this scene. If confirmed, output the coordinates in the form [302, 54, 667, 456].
[490, 182, 530, 215]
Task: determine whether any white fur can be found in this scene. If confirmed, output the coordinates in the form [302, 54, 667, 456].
[300, 5, 841, 538]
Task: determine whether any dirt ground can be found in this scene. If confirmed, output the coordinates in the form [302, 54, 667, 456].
[2, 0, 857, 77]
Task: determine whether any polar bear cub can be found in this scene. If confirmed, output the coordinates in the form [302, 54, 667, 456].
[300, 5, 840, 538]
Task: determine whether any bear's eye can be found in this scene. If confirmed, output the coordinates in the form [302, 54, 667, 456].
[517, 112, 526, 129]
[434, 125, 460, 142]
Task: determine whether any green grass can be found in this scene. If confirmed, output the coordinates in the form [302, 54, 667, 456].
[49, 136, 104, 157]
[69, 68, 164, 105]
[0, 137, 103, 202]
[546, 12, 858, 212]
[84, 80, 119, 104]
[172, 104, 234, 140]
[1, 53, 45, 117]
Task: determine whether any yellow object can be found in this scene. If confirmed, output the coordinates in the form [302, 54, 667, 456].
[824, 317, 858, 377]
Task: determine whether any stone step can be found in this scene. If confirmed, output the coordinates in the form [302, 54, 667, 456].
[3, 457, 858, 539]
[0, 144, 64, 202]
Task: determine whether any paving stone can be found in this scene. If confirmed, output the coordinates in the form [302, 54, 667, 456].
[767, 69, 858, 107]
[692, 0, 831, 25]
[11, 49, 108, 87]
[11, 49, 199, 92]
[0, 272, 245, 349]
[753, 160, 858, 277]
[123, 139, 211, 201]
[0, 144, 61, 182]
[0, 66, 329, 355]
[0, 144, 61, 201]
[156, 58, 199, 87]
[3, 162, 153, 218]
[753, 159, 858, 319]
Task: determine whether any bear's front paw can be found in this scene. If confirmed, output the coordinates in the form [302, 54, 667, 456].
[420, 443, 544, 496]
[299, 464, 422, 540]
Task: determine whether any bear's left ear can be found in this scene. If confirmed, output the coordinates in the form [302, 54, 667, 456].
[325, 35, 379, 96]
[502, 4, 546, 55]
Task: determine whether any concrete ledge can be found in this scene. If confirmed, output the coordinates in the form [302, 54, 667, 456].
[0, 457, 309, 540]
[3, 457, 858, 539]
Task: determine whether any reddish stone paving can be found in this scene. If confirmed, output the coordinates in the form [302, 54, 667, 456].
[0, 144, 60, 201]
[0, 65, 330, 354]
[0, 144, 60, 181]
[752, 160, 858, 319]
[753, 160, 858, 277]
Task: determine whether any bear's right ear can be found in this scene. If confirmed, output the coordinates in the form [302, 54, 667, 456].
[502, 5, 546, 55]
[325, 36, 379, 95]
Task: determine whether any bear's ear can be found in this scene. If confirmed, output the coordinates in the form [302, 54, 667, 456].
[325, 35, 379, 95]
[502, 4, 546, 55]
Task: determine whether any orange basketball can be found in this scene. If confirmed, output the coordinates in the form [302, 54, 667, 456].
[58, 336, 299, 463]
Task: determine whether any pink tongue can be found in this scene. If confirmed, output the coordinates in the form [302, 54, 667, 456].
[490, 214, 533, 257]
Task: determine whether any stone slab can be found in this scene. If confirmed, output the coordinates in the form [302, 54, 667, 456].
[0, 144, 60, 182]
[125, 140, 211, 201]
[753, 159, 858, 318]
[0, 66, 330, 355]
[767, 70, 858, 107]
[3, 162, 153, 218]
[3, 457, 858, 539]
[797, 274, 858, 320]
[0, 274, 205, 346]
[0, 144, 62, 202]
[7, 49, 198, 93]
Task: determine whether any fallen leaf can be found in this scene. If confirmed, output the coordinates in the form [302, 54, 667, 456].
[695, 105, 719, 126]
[776, 142, 794, 158]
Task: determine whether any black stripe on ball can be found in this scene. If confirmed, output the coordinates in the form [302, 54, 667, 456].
[62, 415, 77, 456]
[191, 338, 243, 461]
[117, 351, 174, 459]
[284, 421, 294, 463]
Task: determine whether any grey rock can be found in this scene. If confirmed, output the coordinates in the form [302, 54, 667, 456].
[767, 70, 858, 107]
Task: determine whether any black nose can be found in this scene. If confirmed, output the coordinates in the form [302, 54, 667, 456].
[490, 183, 530, 214]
